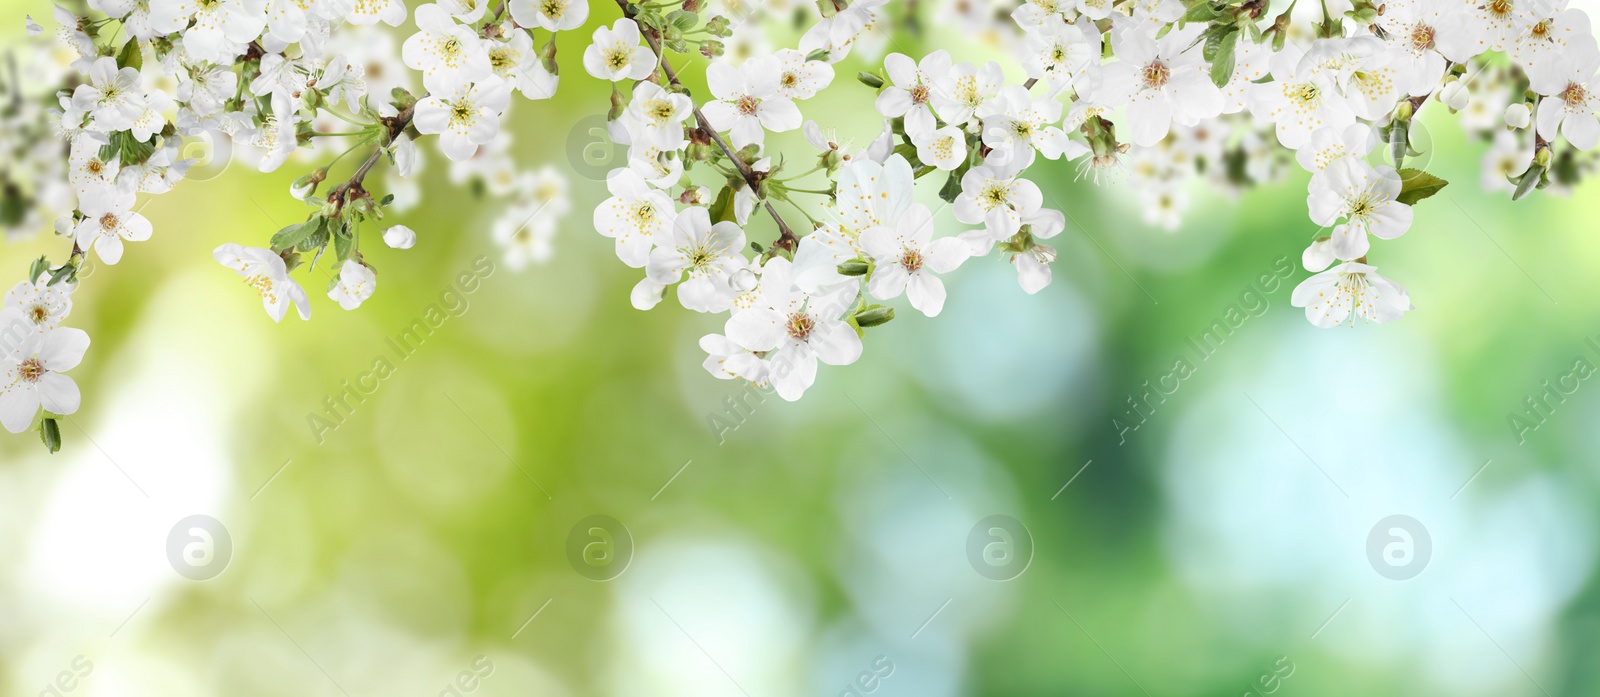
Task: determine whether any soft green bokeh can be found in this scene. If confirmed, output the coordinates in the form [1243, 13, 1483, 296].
[4, 3, 1600, 696]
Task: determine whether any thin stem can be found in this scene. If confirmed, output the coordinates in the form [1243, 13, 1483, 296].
[617, 0, 802, 251]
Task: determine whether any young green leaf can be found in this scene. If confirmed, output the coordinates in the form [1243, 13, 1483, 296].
[1396, 169, 1449, 205]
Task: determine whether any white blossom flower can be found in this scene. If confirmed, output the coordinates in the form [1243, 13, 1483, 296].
[0, 321, 89, 433]
[793, 154, 914, 291]
[402, 4, 491, 92]
[701, 55, 802, 149]
[346, 0, 407, 26]
[213, 243, 312, 322]
[328, 259, 377, 310]
[954, 161, 1043, 244]
[1481, 129, 1535, 193]
[74, 184, 153, 265]
[861, 202, 970, 316]
[1020, 20, 1099, 96]
[723, 256, 861, 401]
[1306, 158, 1412, 261]
[583, 18, 657, 82]
[700, 332, 766, 383]
[509, 0, 588, 32]
[977, 84, 1072, 166]
[413, 76, 511, 161]
[1295, 123, 1377, 172]
[177, 0, 269, 64]
[930, 60, 1003, 128]
[876, 50, 951, 138]
[1291, 262, 1413, 328]
[1249, 47, 1354, 150]
[1529, 54, 1600, 151]
[913, 125, 967, 171]
[1093, 26, 1223, 147]
[71, 57, 147, 131]
[647, 206, 747, 312]
[774, 48, 834, 101]
[489, 31, 558, 100]
[4, 278, 73, 333]
[622, 81, 693, 151]
[595, 169, 675, 268]
[494, 201, 557, 270]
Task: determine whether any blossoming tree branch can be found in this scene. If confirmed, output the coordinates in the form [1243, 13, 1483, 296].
[3, 0, 1597, 452]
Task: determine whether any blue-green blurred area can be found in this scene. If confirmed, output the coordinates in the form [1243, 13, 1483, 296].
[6, 2, 1600, 696]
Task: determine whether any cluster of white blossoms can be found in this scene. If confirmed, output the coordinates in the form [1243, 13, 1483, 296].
[7, 0, 1600, 449]
[2, 0, 582, 449]
[586, 0, 1600, 401]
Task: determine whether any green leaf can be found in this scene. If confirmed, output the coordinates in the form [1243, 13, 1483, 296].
[1183, 1, 1222, 23]
[708, 185, 737, 223]
[1208, 30, 1239, 87]
[333, 222, 354, 262]
[1395, 169, 1448, 205]
[39, 417, 61, 454]
[116, 40, 142, 71]
[270, 217, 324, 250]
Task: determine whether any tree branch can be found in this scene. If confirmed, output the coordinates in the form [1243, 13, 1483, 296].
[615, 0, 801, 252]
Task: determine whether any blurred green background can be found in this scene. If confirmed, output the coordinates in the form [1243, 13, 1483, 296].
[5, 1, 1600, 696]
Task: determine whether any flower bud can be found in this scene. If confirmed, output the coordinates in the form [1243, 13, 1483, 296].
[837, 259, 870, 276]
[857, 71, 885, 89]
[854, 305, 894, 327]
[290, 168, 327, 200]
[383, 224, 416, 249]
[1439, 81, 1470, 111]
[1504, 103, 1531, 129]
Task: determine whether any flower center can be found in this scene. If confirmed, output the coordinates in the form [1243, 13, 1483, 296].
[646, 99, 675, 123]
[605, 46, 630, 70]
[18, 357, 43, 384]
[27, 305, 49, 324]
[1141, 61, 1170, 89]
[489, 47, 517, 73]
[931, 135, 955, 160]
[1347, 192, 1377, 221]
[541, 0, 565, 18]
[1563, 81, 1588, 107]
[1486, 0, 1513, 20]
[981, 183, 1010, 208]
[1286, 82, 1320, 107]
[900, 248, 924, 272]
[736, 94, 760, 116]
[785, 312, 815, 341]
[1408, 24, 1436, 52]
[910, 84, 930, 104]
[99, 213, 119, 231]
[450, 100, 477, 127]
[633, 202, 656, 226]
[781, 72, 799, 89]
[1530, 18, 1553, 39]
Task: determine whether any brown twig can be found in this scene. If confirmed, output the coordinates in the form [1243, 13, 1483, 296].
[326, 102, 416, 210]
[614, 0, 801, 252]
